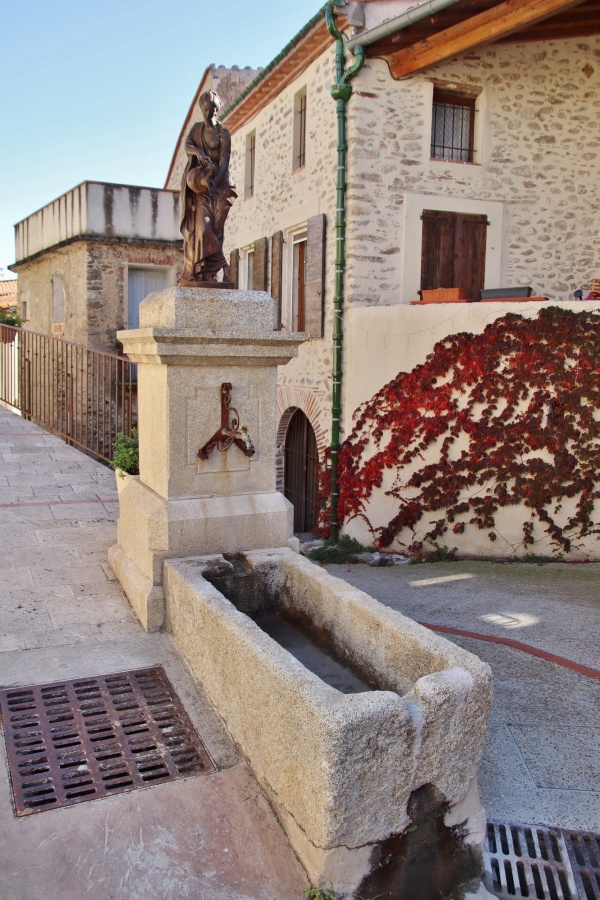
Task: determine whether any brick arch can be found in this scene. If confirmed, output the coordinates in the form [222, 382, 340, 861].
[275, 386, 329, 494]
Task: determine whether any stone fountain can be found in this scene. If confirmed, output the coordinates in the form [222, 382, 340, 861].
[109, 89, 492, 899]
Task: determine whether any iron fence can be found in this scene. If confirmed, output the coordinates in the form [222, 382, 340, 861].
[0, 325, 137, 464]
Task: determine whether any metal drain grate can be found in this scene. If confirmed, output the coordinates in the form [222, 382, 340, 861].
[484, 821, 600, 900]
[0, 666, 215, 816]
[564, 832, 600, 900]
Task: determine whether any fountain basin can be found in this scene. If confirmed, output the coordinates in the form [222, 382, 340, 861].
[163, 548, 492, 897]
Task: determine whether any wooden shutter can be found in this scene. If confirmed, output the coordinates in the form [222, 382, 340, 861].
[229, 249, 240, 289]
[252, 237, 268, 291]
[420, 209, 487, 301]
[454, 213, 487, 301]
[270, 231, 284, 329]
[304, 213, 326, 338]
[420, 210, 455, 294]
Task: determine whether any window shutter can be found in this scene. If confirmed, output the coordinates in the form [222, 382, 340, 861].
[453, 214, 488, 301]
[270, 231, 284, 329]
[229, 249, 240, 289]
[420, 210, 487, 301]
[252, 237, 268, 291]
[304, 214, 326, 338]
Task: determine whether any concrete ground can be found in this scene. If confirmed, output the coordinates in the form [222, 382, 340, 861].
[325, 560, 600, 834]
[0, 403, 598, 899]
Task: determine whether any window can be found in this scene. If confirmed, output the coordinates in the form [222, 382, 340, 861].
[291, 231, 307, 330]
[293, 88, 307, 171]
[431, 89, 475, 162]
[127, 266, 170, 328]
[51, 274, 65, 323]
[245, 131, 256, 199]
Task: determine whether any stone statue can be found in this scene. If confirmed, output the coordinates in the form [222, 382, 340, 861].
[179, 90, 237, 284]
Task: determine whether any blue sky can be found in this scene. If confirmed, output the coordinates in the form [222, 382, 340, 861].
[0, 0, 324, 275]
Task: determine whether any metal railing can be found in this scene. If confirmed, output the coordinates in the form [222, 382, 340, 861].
[0, 324, 137, 464]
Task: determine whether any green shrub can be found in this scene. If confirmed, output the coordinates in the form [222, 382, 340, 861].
[305, 886, 335, 900]
[0, 310, 25, 327]
[306, 534, 373, 564]
[110, 429, 139, 476]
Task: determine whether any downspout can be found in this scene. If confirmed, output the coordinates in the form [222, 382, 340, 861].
[325, 2, 364, 542]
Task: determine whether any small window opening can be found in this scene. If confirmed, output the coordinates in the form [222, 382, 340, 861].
[431, 89, 475, 162]
[293, 89, 307, 171]
[245, 132, 256, 199]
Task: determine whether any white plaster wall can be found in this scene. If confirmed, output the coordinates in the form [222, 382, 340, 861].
[84, 184, 180, 241]
[342, 299, 600, 559]
[343, 299, 600, 432]
[15, 184, 87, 263]
[15, 183, 180, 262]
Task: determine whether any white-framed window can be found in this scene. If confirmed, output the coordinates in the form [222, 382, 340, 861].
[292, 88, 307, 172]
[126, 266, 173, 328]
[280, 226, 307, 330]
[245, 131, 256, 199]
[241, 246, 254, 289]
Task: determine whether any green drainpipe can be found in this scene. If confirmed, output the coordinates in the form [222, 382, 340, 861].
[325, 3, 364, 542]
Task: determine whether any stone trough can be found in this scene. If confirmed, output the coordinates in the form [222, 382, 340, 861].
[164, 547, 493, 898]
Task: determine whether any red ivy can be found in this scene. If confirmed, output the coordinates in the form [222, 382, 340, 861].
[323, 308, 600, 554]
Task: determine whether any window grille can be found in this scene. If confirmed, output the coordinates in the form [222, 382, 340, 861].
[431, 90, 475, 162]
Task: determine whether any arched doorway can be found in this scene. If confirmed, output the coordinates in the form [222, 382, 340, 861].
[284, 409, 319, 534]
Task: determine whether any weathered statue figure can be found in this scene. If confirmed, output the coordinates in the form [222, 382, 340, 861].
[179, 90, 237, 284]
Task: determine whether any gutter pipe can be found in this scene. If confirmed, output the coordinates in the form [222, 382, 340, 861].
[325, 0, 463, 540]
[325, 2, 364, 542]
[346, 0, 464, 53]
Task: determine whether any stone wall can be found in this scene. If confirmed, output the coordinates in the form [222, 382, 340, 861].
[85, 241, 181, 350]
[221, 35, 599, 467]
[16, 241, 89, 344]
[346, 37, 600, 306]
[16, 240, 182, 351]
[223, 45, 339, 436]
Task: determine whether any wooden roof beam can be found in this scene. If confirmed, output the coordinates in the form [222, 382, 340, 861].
[384, 0, 587, 77]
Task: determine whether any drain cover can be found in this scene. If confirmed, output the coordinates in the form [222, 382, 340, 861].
[564, 831, 600, 900]
[484, 820, 600, 900]
[0, 666, 215, 816]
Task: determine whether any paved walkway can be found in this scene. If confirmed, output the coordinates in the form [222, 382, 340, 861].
[0, 403, 598, 899]
[0, 406, 306, 900]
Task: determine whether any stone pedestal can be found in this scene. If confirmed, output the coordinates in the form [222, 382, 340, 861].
[108, 287, 303, 631]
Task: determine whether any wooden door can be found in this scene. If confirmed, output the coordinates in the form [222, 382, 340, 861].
[421, 210, 488, 300]
[284, 409, 319, 534]
[127, 267, 168, 328]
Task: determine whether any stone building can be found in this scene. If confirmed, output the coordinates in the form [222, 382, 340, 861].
[0, 280, 18, 314]
[165, 0, 600, 549]
[11, 181, 183, 351]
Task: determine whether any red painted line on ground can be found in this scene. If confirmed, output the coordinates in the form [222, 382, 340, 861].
[420, 621, 600, 680]
[0, 498, 118, 508]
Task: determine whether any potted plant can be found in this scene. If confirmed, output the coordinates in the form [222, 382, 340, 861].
[110, 429, 139, 491]
[0, 309, 25, 343]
